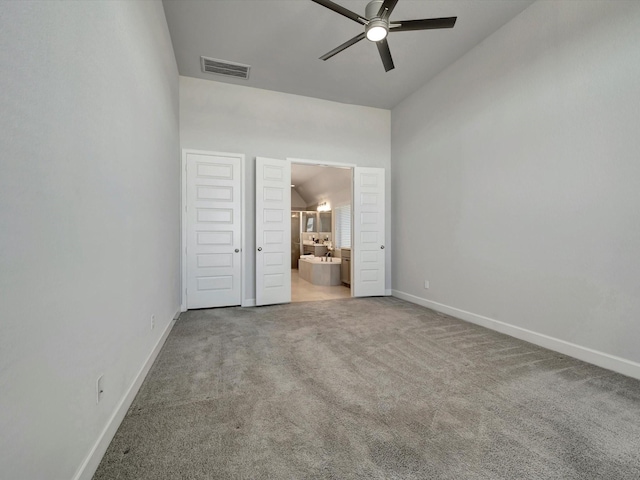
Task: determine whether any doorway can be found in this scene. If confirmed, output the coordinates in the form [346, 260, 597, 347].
[255, 157, 386, 306]
[291, 163, 352, 303]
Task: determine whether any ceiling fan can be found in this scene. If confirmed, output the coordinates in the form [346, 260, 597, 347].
[310, 0, 457, 72]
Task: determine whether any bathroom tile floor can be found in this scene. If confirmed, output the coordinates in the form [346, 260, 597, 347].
[291, 269, 351, 303]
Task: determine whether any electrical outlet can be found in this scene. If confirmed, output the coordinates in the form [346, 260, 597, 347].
[97, 375, 104, 404]
[424, 280, 430, 289]
[151, 314, 155, 330]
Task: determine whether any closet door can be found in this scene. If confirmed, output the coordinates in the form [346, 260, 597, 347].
[353, 167, 385, 297]
[255, 157, 291, 306]
[186, 151, 242, 308]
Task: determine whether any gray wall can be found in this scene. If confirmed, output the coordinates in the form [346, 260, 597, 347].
[391, 1, 640, 366]
[0, 2, 180, 478]
[180, 77, 391, 301]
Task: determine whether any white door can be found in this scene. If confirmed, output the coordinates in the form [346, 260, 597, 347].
[256, 157, 291, 306]
[353, 167, 386, 297]
[186, 152, 242, 309]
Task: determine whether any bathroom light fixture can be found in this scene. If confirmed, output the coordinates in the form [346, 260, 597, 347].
[317, 201, 330, 212]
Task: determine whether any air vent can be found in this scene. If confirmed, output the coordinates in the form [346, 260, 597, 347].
[200, 56, 250, 80]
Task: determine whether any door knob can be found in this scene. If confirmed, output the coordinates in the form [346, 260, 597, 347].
[380, 245, 385, 249]
[257, 247, 262, 251]
[235, 249, 240, 253]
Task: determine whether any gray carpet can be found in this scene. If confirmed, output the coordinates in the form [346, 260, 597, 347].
[94, 297, 640, 479]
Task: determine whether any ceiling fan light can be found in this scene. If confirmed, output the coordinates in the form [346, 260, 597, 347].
[365, 18, 388, 42]
[366, 25, 388, 42]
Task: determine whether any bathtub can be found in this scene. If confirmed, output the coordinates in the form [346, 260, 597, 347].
[298, 256, 342, 286]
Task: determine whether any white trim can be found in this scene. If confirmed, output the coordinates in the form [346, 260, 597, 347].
[242, 298, 256, 307]
[385, 289, 392, 296]
[181, 150, 187, 311]
[240, 156, 246, 309]
[392, 290, 640, 381]
[181, 149, 245, 310]
[73, 310, 180, 480]
[287, 157, 356, 168]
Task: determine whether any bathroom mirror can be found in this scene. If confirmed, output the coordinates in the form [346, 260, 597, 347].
[318, 212, 332, 233]
[302, 211, 316, 233]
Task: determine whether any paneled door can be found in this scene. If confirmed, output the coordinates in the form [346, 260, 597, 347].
[256, 157, 291, 306]
[186, 151, 242, 309]
[353, 167, 386, 297]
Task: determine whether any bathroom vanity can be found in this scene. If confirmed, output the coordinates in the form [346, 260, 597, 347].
[340, 248, 351, 286]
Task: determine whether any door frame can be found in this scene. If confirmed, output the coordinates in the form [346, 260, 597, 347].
[181, 149, 246, 311]
[287, 157, 357, 298]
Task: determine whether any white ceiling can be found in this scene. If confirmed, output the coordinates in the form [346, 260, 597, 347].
[163, 0, 534, 109]
[292, 164, 351, 206]
[292, 164, 327, 187]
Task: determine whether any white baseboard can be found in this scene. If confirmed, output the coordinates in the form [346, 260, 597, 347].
[385, 289, 392, 296]
[242, 298, 256, 307]
[392, 290, 640, 381]
[73, 309, 180, 480]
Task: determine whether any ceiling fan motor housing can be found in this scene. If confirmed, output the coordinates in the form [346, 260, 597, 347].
[365, 0, 389, 42]
[365, 0, 385, 19]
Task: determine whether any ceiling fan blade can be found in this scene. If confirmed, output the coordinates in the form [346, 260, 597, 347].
[310, 0, 366, 25]
[320, 32, 366, 61]
[377, 0, 399, 20]
[376, 38, 395, 72]
[390, 17, 457, 32]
